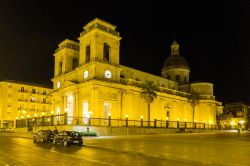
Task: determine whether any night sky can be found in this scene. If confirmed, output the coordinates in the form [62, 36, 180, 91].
[0, 1, 249, 104]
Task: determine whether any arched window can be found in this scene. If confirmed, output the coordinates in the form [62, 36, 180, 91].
[103, 43, 110, 62]
[86, 45, 90, 63]
[176, 75, 180, 82]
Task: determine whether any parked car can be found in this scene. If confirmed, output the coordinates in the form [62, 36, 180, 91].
[33, 130, 53, 143]
[53, 130, 83, 147]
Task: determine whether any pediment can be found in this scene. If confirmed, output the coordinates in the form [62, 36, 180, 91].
[61, 80, 77, 88]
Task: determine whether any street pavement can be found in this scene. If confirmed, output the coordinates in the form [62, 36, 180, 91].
[0, 132, 250, 166]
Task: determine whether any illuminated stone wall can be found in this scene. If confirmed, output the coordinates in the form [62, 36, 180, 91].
[51, 18, 222, 127]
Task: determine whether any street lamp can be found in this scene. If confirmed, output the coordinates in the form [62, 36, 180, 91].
[125, 114, 128, 127]
[140, 115, 143, 127]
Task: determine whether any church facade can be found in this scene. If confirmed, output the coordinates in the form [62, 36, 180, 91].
[51, 18, 222, 127]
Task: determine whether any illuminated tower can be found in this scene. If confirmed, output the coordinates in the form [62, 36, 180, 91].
[161, 41, 190, 84]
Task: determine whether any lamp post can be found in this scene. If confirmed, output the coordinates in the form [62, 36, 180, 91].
[88, 111, 93, 126]
[177, 118, 179, 129]
[140, 115, 143, 127]
[166, 117, 169, 128]
[108, 113, 111, 127]
[184, 119, 187, 128]
[125, 114, 128, 127]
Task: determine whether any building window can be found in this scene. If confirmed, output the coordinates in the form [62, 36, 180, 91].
[20, 87, 25, 92]
[7, 104, 11, 107]
[8, 94, 12, 98]
[103, 43, 110, 62]
[184, 76, 187, 83]
[86, 45, 90, 63]
[42, 90, 46, 95]
[32, 89, 36, 94]
[43, 98, 46, 103]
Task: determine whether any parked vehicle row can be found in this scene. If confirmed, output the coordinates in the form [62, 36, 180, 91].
[0, 128, 15, 132]
[33, 130, 83, 147]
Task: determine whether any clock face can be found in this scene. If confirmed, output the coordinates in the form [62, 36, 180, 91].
[56, 81, 61, 88]
[105, 70, 112, 79]
[84, 70, 88, 79]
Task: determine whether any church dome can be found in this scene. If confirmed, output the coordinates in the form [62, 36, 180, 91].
[163, 41, 189, 68]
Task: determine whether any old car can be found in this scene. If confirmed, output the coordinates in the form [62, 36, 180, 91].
[33, 130, 53, 143]
[53, 130, 83, 147]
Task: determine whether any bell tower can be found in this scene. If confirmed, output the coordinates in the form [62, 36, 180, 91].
[78, 18, 122, 66]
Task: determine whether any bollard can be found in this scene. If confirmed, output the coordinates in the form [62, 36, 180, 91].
[166, 120, 169, 128]
[141, 119, 143, 127]
[126, 117, 128, 127]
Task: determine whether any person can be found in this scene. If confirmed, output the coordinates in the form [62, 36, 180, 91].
[53, 127, 58, 135]
[46, 128, 52, 143]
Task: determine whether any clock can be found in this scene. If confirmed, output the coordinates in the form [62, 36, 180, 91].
[84, 70, 88, 79]
[56, 81, 61, 88]
[104, 70, 112, 79]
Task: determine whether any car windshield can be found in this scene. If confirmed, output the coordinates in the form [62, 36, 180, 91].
[67, 131, 80, 137]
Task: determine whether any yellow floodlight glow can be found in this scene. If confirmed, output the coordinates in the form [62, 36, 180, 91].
[166, 117, 169, 120]
[140, 115, 143, 119]
[51, 111, 54, 114]
[125, 114, 128, 118]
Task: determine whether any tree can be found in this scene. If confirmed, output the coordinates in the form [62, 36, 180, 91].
[140, 80, 157, 126]
[216, 112, 233, 127]
[187, 91, 200, 123]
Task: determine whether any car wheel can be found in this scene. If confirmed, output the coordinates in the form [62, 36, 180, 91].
[63, 141, 68, 147]
[33, 137, 36, 143]
[53, 139, 57, 145]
